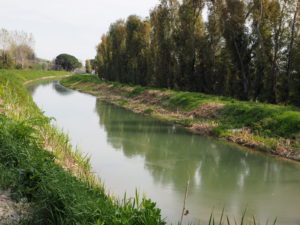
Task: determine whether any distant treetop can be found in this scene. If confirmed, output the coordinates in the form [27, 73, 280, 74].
[55, 53, 81, 71]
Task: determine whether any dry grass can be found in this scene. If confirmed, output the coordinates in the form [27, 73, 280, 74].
[188, 102, 225, 119]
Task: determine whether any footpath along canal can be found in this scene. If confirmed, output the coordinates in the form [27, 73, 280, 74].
[29, 81, 300, 225]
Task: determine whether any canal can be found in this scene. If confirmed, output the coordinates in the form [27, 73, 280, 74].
[29, 81, 300, 225]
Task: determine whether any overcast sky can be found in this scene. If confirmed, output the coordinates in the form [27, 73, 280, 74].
[0, 0, 160, 62]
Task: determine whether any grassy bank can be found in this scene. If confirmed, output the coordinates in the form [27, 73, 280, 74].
[61, 74, 300, 162]
[0, 70, 165, 225]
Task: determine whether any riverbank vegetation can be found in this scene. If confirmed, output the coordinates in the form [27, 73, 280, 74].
[61, 74, 300, 161]
[0, 69, 165, 224]
[95, 0, 300, 107]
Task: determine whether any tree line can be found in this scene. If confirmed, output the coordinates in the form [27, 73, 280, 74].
[95, 0, 300, 106]
[0, 28, 37, 69]
[0, 28, 84, 71]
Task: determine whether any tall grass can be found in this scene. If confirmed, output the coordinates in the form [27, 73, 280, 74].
[0, 70, 166, 224]
[0, 115, 165, 225]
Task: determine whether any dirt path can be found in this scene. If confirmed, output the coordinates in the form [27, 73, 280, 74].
[23, 75, 71, 86]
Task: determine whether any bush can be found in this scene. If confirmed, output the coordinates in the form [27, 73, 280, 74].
[55, 54, 82, 71]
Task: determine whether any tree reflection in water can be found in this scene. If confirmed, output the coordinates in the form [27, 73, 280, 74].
[95, 99, 300, 224]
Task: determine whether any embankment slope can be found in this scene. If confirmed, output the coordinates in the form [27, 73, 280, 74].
[62, 74, 300, 162]
[0, 70, 165, 225]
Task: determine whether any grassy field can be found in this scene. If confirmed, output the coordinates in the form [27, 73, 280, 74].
[62, 74, 300, 161]
[0, 70, 165, 225]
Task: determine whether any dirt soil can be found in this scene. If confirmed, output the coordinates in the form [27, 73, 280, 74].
[188, 102, 225, 119]
[0, 190, 30, 224]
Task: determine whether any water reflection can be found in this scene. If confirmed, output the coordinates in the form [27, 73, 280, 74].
[95, 99, 300, 224]
[28, 81, 73, 96]
[28, 81, 52, 95]
[30, 82, 300, 225]
[53, 82, 73, 95]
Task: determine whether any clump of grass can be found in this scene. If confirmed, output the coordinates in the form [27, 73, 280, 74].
[166, 92, 222, 111]
[61, 74, 102, 86]
[126, 86, 147, 98]
[115, 99, 129, 105]
[144, 108, 154, 115]
[219, 104, 300, 138]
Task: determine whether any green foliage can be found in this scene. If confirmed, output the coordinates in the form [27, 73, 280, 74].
[95, 0, 300, 107]
[0, 51, 14, 69]
[219, 104, 300, 138]
[167, 92, 221, 111]
[115, 99, 129, 105]
[61, 74, 101, 86]
[85, 60, 93, 73]
[55, 54, 81, 71]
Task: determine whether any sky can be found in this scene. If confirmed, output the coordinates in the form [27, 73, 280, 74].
[0, 0, 160, 62]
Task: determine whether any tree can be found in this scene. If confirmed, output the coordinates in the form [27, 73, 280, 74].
[0, 51, 13, 69]
[125, 15, 151, 85]
[250, 0, 274, 101]
[222, 0, 251, 100]
[281, 0, 300, 103]
[85, 60, 92, 73]
[94, 0, 300, 107]
[10, 44, 35, 69]
[109, 20, 127, 82]
[204, 0, 227, 95]
[96, 35, 111, 80]
[173, 0, 205, 91]
[285, 0, 300, 106]
[267, 0, 289, 103]
[55, 54, 81, 71]
[0, 28, 36, 69]
[150, 0, 179, 89]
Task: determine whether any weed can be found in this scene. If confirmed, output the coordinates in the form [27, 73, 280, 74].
[115, 99, 129, 105]
[144, 108, 154, 114]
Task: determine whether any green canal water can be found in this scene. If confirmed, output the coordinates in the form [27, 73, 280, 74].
[29, 81, 300, 225]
